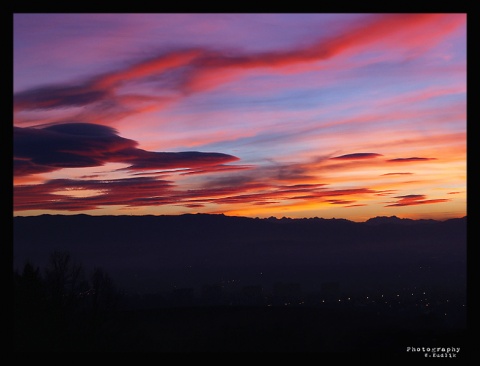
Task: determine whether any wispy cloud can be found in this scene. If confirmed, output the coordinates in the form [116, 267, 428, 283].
[14, 14, 464, 125]
[385, 194, 449, 207]
[381, 172, 413, 176]
[387, 157, 437, 163]
[331, 153, 383, 160]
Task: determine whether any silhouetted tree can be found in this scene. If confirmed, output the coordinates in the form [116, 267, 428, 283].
[44, 251, 87, 311]
[14, 261, 48, 351]
[90, 267, 120, 327]
[14, 251, 125, 351]
[14, 261, 44, 305]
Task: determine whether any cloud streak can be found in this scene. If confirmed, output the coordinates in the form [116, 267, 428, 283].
[385, 194, 449, 207]
[381, 172, 413, 176]
[14, 171, 379, 213]
[14, 14, 464, 123]
[331, 153, 383, 160]
[14, 177, 174, 211]
[14, 123, 239, 177]
[387, 157, 437, 163]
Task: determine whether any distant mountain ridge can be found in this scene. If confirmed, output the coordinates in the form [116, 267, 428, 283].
[14, 212, 466, 223]
[365, 215, 438, 225]
[13, 214, 467, 294]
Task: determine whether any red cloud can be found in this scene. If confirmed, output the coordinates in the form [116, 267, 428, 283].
[385, 194, 449, 207]
[14, 171, 377, 213]
[326, 199, 357, 205]
[92, 49, 202, 90]
[374, 190, 398, 197]
[331, 153, 383, 160]
[14, 177, 174, 211]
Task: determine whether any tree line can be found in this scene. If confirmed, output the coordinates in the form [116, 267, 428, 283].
[14, 251, 123, 351]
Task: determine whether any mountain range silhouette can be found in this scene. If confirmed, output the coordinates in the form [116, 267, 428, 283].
[14, 214, 466, 294]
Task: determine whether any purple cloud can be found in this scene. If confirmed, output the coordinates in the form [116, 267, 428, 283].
[14, 123, 239, 176]
[387, 157, 437, 163]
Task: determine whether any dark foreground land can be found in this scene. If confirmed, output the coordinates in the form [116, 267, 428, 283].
[14, 304, 466, 353]
[13, 214, 468, 353]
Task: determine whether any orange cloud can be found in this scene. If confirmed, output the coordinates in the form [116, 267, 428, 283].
[381, 172, 413, 176]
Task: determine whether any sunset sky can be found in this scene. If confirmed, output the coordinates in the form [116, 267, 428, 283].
[13, 13, 466, 221]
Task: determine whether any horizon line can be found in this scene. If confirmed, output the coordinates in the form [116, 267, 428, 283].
[13, 212, 467, 223]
